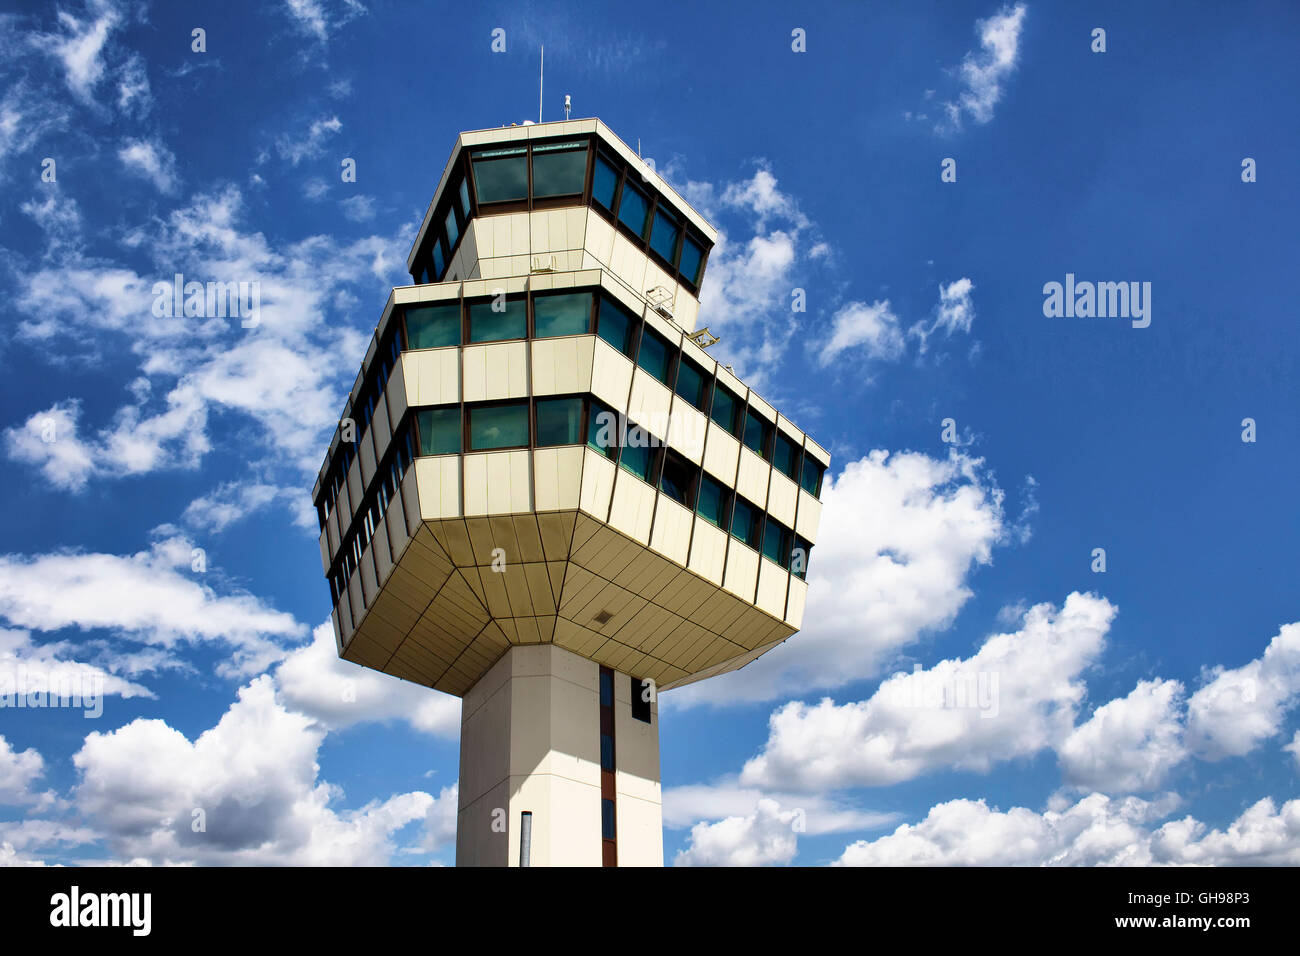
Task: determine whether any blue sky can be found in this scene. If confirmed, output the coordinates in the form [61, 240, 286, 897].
[0, 0, 1297, 866]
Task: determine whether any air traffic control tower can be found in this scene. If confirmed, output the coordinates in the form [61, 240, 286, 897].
[312, 119, 828, 866]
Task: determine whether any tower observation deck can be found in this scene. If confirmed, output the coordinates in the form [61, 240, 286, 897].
[311, 119, 829, 866]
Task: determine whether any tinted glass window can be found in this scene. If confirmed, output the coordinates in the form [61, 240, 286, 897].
[800, 458, 825, 498]
[617, 182, 651, 237]
[405, 303, 460, 349]
[730, 498, 760, 548]
[592, 154, 619, 210]
[444, 207, 458, 250]
[659, 452, 695, 506]
[791, 536, 812, 580]
[468, 403, 529, 450]
[417, 407, 460, 456]
[432, 241, 445, 279]
[531, 142, 588, 196]
[762, 519, 789, 567]
[458, 178, 470, 219]
[602, 798, 616, 840]
[600, 733, 614, 770]
[631, 677, 652, 722]
[620, 427, 653, 482]
[710, 385, 740, 435]
[596, 295, 635, 356]
[650, 208, 679, 262]
[533, 292, 592, 337]
[679, 236, 704, 285]
[599, 670, 613, 706]
[675, 358, 708, 410]
[637, 328, 672, 384]
[472, 148, 527, 203]
[743, 408, 770, 457]
[697, 475, 728, 527]
[468, 298, 526, 343]
[535, 397, 584, 446]
[587, 401, 618, 459]
[773, 434, 800, 480]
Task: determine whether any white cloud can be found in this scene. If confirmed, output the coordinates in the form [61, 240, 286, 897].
[911, 277, 976, 353]
[115, 51, 150, 116]
[30, 0, 122, 103]
[20, 186, 83, 260]
[1058, 678, 1188, 793]
[0, 534, 306, 678]
[340, 194, 376, 222]
[836, 791, 1177, 866]
[72, 675, 446, 864]
[0, 626, 155, 703]
[668, 449, 1006, 706]
[673, 798, 802, 867]
[274, 623, 461, 738]
[1186, 622, 1300, 760]
[276, 115, 342, 165]
[0, 735, 48, 807]
[283, 0, 367, 43]
[182, 480, 302, 533]
[818, 299, 905, 365]
[663, 781, 897, 836]
[118, 137, 180, 193]
[937, 4, 1028, 133]
[5, 400, 97, 491]
[740, 592, 1115, 791]
[1285, 731, 1300, 769]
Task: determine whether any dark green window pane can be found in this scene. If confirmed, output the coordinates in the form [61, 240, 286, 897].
[743, 408, 770, 457]
[675, 359, 707, 410]
[534, 292, 592, 338]
[468, 403, 529, 450]
[800, 458, 824, 497]
[650, 208, 679, 262]
[468, 299, 526, 343]
[406, 303, 460, 349]
[637, 329, 671, 384]
[791, 536, 812, 580]
[417, 407, 460, 456]
[472, 149, 527, 203]
[587, 402, 618, 458]
[620, 428, 653, 481]
[617, 183, 650, 237]
[731, 498, 759, 547]
[773, 434, 800, 480]
[535, 397, 584, 446]
[710, 385, 739, 434]
[458, 178, 470, 219]
[596, 295, 635, 356]
[592, 154, 619, 210]
[697, 475, 727, 527]
[432, 241, 445, 279]
[659, 453, 694, 506]
[532, 143, 587, 196]
[445, 208, 459, 251]
[762, 520, 788, 567]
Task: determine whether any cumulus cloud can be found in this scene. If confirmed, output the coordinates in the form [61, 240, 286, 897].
[0, 626, 154, 703]
[837, 791, 1178, 866]
[669, 449, 1006, 706]
[673, 798, 802, 867]
[1186, 622, 1300, 760]
[183, 480, 305, 533]
[1058, 678, 1187, 793]
[118, 137, 180, 193]
[274, 623, 461, 737]
[0, 534, 306, 678]
[818, 300, 905, 366]
[72, 675, 448, 864]
[937, 4, 1028, 133]
[740, 592, 1115, 790]
[29, 0, 123, 103]
[663, 781, 897, 836]
[0, 735, 49, 807]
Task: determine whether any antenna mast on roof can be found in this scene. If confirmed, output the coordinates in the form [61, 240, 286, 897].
[538, 45, 544, 123]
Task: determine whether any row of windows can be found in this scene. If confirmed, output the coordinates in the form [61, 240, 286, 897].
[410, 396, 814, 579]
[328, 428, 415, 605]
[399, 288, 826, 490]
[409, 136, 710, 293]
